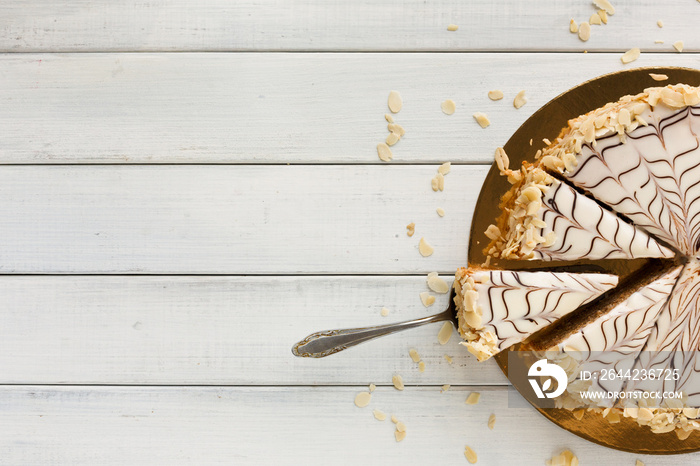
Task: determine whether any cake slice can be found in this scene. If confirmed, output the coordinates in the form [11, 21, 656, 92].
[484, 163, 674, 261]
[539, 84, 700, 255]
[454, 268, 618, 361]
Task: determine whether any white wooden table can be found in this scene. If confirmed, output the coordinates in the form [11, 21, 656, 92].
[1, 1, 699, 464]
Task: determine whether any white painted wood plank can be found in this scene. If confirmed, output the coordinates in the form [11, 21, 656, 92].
[0, 165, 485, 274]
[0, 0, 697, 52]
[0, 275, 507, 385]
[0, 385, 693, 465]
[1, 53, 699, 164]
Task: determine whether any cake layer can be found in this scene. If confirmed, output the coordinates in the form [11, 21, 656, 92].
[484, 164, 674, 261]
[454, 268, 618, 361]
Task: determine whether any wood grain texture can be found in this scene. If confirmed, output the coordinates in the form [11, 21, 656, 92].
[0, 0, 696, 52]
[0, 275, 508, 385]
[0, 164, 485, 274]
[1, 53, 699, 164]
[0, 385, 694, 465]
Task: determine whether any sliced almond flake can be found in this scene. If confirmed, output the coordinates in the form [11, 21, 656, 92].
[635, 460, 645, 466]
[392, 374, 405, 391]
[354, 392, 372, 408]
[529, 138, 533, 146]
[593, 0, 615, 15]
[441, 99, 456, 115]
[391, 415, 398, 424]
[385, 113, 394, 123]
[674, 40, 684, 52]
[431, 176, 439, 192]
[447, 24, 459, 31]
[657, 19, 664, 28]
[569, 19, 578, 33]
[598, 9, 608, 23]
[513, 90, 527, 109]
[655, 39, 664, 44]
[386, 132, 400, 146]
[473, 112, 490, 128]
[377, 143, 393, 162]
[436, 172, 445, 191]
[394, 430, 406, 442]
[419, 291, 436, 307]
[388, 91, 402, 113]
[578, 21, 591, 41]
[406, 222, 415, 237]
[436, 207, 445, 217]
[409, 348, 421, 363]
[373, 409, 386, 421]
[543, 138, 551, 145]
[396, 421, 406, 433]
[419, 237, 434, 257]
[444, 354, 454, 364]
[572, 409, 585, 420]
[488, 413, 496, 430]
[464, 446, 477, 464]
[427, 274, 449, 293]
[465, 392, 481, 405]
[380, 307, 390, 317]
[369, 383, 376, 392]
[437, 321, 453, 345]
[590, 13, 602, 25]
[488, 89, 504, 101]
[418, 361, 426, 372]
[621, 47, 641, 64]
[442, 384, 450, 392]
[387, 123, 405, 137]
[438, 162, 451, 175]
[649, 73, 668, 81]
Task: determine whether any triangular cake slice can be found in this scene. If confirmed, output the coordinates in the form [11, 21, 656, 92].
[553, 265, 681, 407]
[484, 163, 673, 261]
[539, 84, 700, 256]
[454, 267, 618, 361]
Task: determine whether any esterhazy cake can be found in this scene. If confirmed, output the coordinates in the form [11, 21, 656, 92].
[457, 83, 700, 438]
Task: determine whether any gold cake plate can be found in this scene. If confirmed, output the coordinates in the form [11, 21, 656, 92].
[467, 67, 700, 454]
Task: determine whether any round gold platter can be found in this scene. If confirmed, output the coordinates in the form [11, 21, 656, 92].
[467, 67, 700, 454]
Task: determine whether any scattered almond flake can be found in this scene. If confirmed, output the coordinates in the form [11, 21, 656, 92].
[578, 21, 591, 41]
[431, 176, 439, 192]
[657, 19, 664, 28]
[465, 392, 481, 405]
[598, 9, 608, 24]
[529, 138, 533, 146]
[394, 430, 406, 442]
[427, 274, 449, 293]
[649, 73, 668, 81]
[569, 19, 578, 33]
[442, 384, 450, 392]
[392, 374, 405, 391]
[447, 24, 459, 31]
[546, 450, 578, 466]
[589, 12, 602, 25]
[438, 162, 451, 175]
[369, 383, 376, 392]
[354, 391, 372, 408]
[674, 40, 684, 52]
[441, 99, 456, 115]
[437, 321, 453, 345]
[409, 348, 421, 363]
[636, 460, 645, 466]
[488, 89, 504, 101]
[419, 291, 436, 307]
[377, 143, 393, 162]
[385, 113, 394, 123]
[419, 237, 434, 257]
[621, 47, 640, 64]
[380, 307, 390, 317]
[572, 409, 585, 420]
[593, 0, 615, 15]
[473, 112, 491, 128]
[542, 138, 551, 145]
[373, 409, 386, 421]
[386, 132, 400, 146]
[513, 90, 527, 109]
[387, 123, 405, 137]
[388, 91, 402, 113]
[391, 415, 398, 424]
[406, 222, 415, 237]
[436, 172, 445, 191]
[436, 207, 445, 217]
[418, 361, 426, 372]
[655, 39, 664, 44]
[396, 421, 406, 433]
[488, 413, 496, 430]
[464, 445, 477, 464]
[443, 354, 454, 364]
